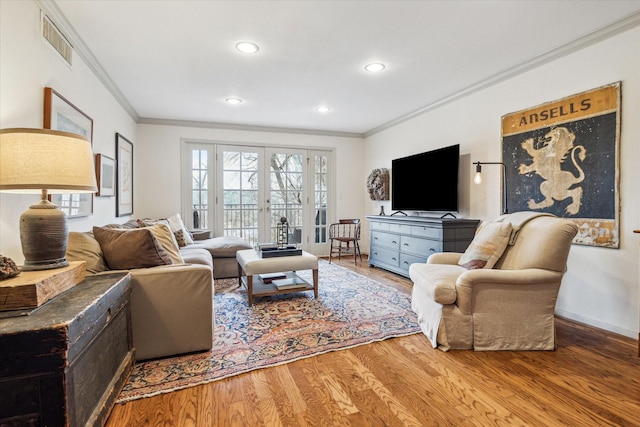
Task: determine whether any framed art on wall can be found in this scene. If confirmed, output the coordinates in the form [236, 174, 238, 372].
[44, 87, 94, 217]
[501, 82, 621, 248]
[116, 133, 133, 217]
[95, 154, 115, 197]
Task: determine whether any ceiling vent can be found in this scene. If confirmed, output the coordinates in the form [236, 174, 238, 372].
[41, 12, 73, 66]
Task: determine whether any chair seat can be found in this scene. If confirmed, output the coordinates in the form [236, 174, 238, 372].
[328, 219, 362, 264]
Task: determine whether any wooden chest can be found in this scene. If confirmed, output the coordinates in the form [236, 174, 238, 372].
[0, 272, 133, 427]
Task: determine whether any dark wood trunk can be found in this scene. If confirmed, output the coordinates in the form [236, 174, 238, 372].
[0, 272, 133, 426]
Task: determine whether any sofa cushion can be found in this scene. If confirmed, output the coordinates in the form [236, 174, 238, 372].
[66, 231, 108, 273]
[458, 221, 512, 270]
[180, 248, 214, 269]
[184, 236, 253, 257]
[146, 223, 184, 264]
[93, 226, 173, 270]
[137, 218, 169, 228]
[102, 220, 139, 229]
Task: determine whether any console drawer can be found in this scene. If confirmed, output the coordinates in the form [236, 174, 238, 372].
[400, 252, 428, 272]
[389, 223, 411, 234]
[370, 231, 400, 250]
[401, 235, 442, 256]
[369, 245, 400, 268]
[411, 225, 443, 239]
[371, 221, 390, 231]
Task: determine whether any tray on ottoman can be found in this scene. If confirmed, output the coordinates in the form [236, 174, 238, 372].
[259, 246, 303, 258]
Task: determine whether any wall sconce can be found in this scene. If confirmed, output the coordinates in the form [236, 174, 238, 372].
[0, 128, 98, 271]
[473, 161, 508, 214]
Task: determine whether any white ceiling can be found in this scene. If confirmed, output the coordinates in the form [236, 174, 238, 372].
[48, 0, 640, 136]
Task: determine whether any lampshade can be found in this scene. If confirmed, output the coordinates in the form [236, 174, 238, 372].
[0, 128, 98, 271]
[0, 128, 97, 193]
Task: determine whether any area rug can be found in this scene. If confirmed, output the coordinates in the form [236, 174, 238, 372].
[116, 260, 420, 403]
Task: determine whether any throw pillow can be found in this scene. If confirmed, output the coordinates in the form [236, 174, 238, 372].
[137, 218, 169, 228]
[66, 231, 108, 273]
[173, 229, 189, 247]
[146, 223, 184, 264]
[93, 226, 173, 270]
[458, 221, 512, 270]
[166, 213, 194, 246]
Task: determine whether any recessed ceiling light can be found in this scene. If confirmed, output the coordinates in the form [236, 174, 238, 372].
[316, 106, 331, 113]
[225, 97, 243, 105]
[236, 42, 259, 54]
[364, 62, 386, 72]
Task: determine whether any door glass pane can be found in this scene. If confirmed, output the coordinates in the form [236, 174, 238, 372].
[269, 153, 303, 244]
[314, 155, 328, 243]
[222, 150, 259, 244]
[191, 149, 208, 229]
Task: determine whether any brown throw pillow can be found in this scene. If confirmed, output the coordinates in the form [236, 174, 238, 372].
[93, 226, 173, 270]
[458, 221, 512, 270]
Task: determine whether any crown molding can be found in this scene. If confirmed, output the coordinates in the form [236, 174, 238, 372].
[137, 118, 364, 139]
[364, 10, 640, 138]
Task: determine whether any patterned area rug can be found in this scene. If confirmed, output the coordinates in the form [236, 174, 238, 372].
[117, 260, 420, 403]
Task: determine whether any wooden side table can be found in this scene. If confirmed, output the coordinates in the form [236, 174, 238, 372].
[0, 272, 133, 426]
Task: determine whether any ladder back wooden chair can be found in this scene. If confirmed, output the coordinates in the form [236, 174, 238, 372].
[329, 219, 363, 264]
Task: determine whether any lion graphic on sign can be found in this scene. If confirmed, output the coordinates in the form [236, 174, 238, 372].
[518, 127, 586, 215]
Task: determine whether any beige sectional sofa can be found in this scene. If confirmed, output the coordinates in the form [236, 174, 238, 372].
[66, 218, 252, 361]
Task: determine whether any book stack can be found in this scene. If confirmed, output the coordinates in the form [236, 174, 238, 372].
[255, 242, 279, 252]
[258, 272, 287, 284]
[271, 277, 307, 290]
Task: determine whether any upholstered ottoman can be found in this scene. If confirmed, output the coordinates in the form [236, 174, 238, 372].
[236, 249, 319, 305]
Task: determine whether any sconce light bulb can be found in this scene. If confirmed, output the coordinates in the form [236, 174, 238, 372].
[474, 172, 482, 184]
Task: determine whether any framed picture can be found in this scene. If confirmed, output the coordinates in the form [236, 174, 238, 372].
[44, 87, 94, 217]
[501, 82, 621, 248]
[95, 154, 115, 197]
[116, 133, 134, 217]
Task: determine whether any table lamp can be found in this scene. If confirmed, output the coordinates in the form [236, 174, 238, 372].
[0, 128, 98, 271]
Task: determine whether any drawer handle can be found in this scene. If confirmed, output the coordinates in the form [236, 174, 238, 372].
[392, 240, 397, 244]
[429, 248, 436, 252]
[392, 257, 397, 261]
[403, 243, 409, 246]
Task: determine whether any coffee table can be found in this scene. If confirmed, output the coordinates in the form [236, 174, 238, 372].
[236, 249, 319, 306]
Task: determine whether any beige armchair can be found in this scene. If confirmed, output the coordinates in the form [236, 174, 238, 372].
[409, 212, 578, 351]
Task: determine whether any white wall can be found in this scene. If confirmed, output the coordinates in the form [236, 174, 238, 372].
[365, 27, 640, 338]
[0, 1, 137, 263]
[135, 123, 365, 225]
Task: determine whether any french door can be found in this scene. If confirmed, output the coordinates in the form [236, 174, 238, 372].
[183, 142, 333, 255]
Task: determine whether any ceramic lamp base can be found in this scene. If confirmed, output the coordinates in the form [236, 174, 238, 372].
[20, 199, 69, 271]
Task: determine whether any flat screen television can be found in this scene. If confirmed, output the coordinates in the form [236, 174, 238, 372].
[391, 144, 459, 214]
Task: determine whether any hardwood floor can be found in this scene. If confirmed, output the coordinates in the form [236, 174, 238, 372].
[106, 258, 640, 427]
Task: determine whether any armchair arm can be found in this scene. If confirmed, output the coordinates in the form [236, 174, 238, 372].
[454, 268, 564, 315]
[427, 252, 463, 265]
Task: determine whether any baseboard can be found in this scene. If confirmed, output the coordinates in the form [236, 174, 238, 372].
[555, 309, 637, 339]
